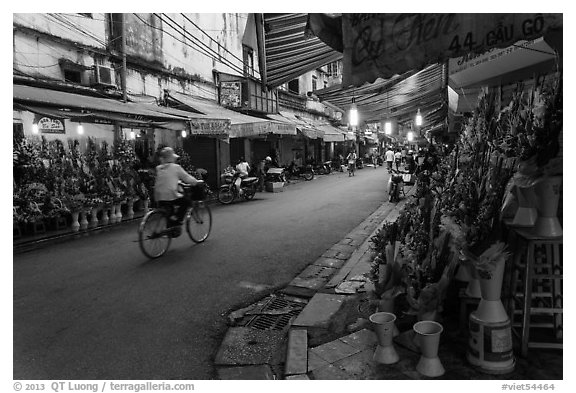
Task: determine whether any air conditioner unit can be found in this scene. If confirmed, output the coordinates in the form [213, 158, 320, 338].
[92, 65, 115, 87]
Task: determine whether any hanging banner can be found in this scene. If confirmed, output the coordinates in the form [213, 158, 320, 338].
[341, 13, 562, 87]
[35, 114, 66, 134]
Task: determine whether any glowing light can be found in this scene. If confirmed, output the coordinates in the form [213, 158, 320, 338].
[415, 109, 423, 126]
[349, 103, 358, 127]
[130, 131, 136, 140]
[407, 131, 414, 141]
[32, 124, 39, 134]
[77, 123, 84, 135]
[384, 121, 392, 135]
[181, 130, 187, 138]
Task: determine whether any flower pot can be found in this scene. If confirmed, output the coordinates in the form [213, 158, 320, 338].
[377, 297, 400, 337]
[533, 176, 562, 237]
[512, 185, 538, 227]
[476, 258, 509, 323]
[79, 211, 89, 230]
[126, 199, 135, 219]
[413, 320, 445, 377]
[101, 208, 110, 225]
[369, 312, 399, 364]
[115, 204, 123, 223]
[71, 211, 80, 232]
[89, 208, 99, 228]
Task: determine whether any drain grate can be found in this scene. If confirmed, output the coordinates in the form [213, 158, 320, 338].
[243, 295, 306, 331]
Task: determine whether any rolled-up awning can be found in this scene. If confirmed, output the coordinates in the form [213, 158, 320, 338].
[263, 13, 342, 89]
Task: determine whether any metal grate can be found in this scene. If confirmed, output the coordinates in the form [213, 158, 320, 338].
[243, 295, 306, 331]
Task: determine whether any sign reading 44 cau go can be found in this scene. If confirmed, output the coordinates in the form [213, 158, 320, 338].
[35, 114, 66, 134]
[342, 13, 562, 87]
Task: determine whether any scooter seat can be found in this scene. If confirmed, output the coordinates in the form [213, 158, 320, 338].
[242, 177, 259, 184]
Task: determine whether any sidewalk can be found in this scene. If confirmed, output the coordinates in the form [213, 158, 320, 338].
[214, 184, 563, 380]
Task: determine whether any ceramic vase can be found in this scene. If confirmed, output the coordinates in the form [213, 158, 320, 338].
[369, 312, 399, 364]
[127, 199, 135, 219]
[377, 297, 400, 337]
[476, 258, 509, 323]
[533, 176, 562, 237]
[79, 211, 89, 230]
[413, 320, 445, 377]
[101, 208, 110, 225]
[512, 185, 538, 227]
[71, 211, 80, 232]
[89, 208, 99, 228]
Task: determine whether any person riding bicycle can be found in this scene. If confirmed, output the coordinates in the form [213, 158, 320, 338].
[154, 147, 200, 237]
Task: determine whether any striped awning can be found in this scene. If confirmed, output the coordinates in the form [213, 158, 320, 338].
[263, 13, 342, 89]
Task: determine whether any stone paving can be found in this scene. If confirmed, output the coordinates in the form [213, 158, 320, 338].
[216, 182, 564, 380]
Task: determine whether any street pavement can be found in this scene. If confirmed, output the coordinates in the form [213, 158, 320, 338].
[13, 164, 392, 380]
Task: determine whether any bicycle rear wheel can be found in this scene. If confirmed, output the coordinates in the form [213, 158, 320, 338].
[139, 210, 172, 258]
[186, 203, 212, 243]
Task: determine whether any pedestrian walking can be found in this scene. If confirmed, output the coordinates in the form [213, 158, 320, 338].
[385, 147, 395, 170]
[394, 149, 402, 171]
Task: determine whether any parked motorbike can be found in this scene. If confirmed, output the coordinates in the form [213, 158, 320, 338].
[355, 157, 364, 169]
[331, 158, 344, 172]
[313, 161, 332, 175]
[217, 169, 259, 204]
[265, 167, 287, 183]
[285, 161, 314, 181]
[387, 168, 405, 203]
[376, 156, 384, 166]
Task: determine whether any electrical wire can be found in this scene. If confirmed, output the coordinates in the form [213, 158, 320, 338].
[155, 13, 247, 76]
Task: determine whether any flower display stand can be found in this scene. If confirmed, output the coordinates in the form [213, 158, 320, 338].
[101, 208, 110, 225]
[89, 208, 99, 228]
[126, 199, 136, 220]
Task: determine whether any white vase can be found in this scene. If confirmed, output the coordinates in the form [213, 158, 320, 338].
[79, 211, 89, 230]
[115, 203, 123, 223]
[475, 258, 509, 323]
[89, 208, 99, 228]
[369, 312, 399, 364]
[127, 199, 135, 219]
[512, 185, 538, 227]
[71, 211, 80, 232]
[109, 206, 117, 224]
[101, 208, 110, 225]
[465, 265, 482, 298]
[413, 320, 445, 377]
[533, 176, 562, 237]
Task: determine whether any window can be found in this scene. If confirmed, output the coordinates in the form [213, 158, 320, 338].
[326, 61, 339, 77]
[242, 45, 254, 77]
[288, 79, 299, 94]
[312, 76, 317, 91]
[64, 69, 82, 84]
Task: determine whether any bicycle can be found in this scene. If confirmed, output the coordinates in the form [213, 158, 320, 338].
[138, 183, 212, 259]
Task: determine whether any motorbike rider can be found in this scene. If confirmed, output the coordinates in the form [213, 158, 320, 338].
[234, 157, 250, 195]
[154, 147, 200, 237]
[346, 149, 357, 175]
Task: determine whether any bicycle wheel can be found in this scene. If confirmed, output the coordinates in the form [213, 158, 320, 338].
[304, 171, 314, 181]
[139, 210, 172, 259]
[186, 203, 212, 243]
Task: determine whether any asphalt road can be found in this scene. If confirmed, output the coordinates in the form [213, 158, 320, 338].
[13, 165, 390, 380]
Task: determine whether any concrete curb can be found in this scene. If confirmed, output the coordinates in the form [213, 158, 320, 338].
[283, 186, 416, 379]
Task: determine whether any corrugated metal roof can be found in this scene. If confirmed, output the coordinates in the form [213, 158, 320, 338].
[263, 13, 342, 89]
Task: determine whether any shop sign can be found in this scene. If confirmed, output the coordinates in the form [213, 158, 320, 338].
[341, 13, 562, 86]
[220, 81, 242, 108]
[189, 118, 231, 135]
[35, 114, 65, 134]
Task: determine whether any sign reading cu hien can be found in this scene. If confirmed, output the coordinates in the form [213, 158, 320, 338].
[342, 13, 562, 86]
[35, 114, 66, 134]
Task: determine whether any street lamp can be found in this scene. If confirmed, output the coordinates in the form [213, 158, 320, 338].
[415, 108, 423, 126]
[181, 130, 188, 138]
[349, 101, 358, 128]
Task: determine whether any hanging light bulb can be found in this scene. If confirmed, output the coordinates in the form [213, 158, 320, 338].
[385, 121, 392, 135]
[32, 123, 39, 134]
[130, 130, 136, 140]
[77, 123, 84, 135]
[349, 102, 358, 127]
[181, 130, 187, 138]
[415, 108, 423, 126]
[407, 131, 414, 142]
